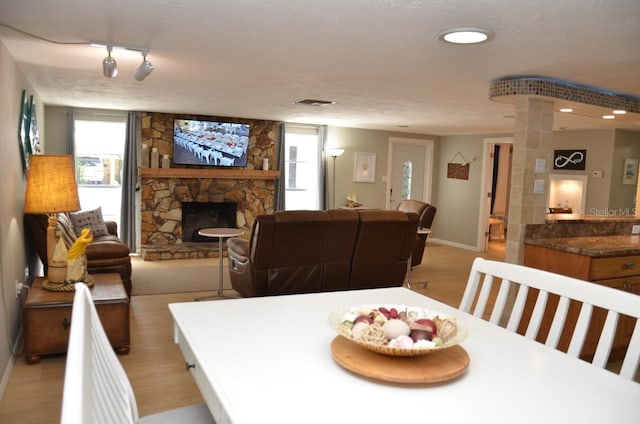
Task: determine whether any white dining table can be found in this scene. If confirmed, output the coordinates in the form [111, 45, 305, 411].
[169, 287, 640, 424]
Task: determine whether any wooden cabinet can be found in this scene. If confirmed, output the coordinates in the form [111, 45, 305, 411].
[523, 245, 639, 361]
[23, 274, 130, 364]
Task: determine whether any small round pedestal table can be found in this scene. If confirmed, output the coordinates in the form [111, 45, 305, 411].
[195, 227, 243, 300]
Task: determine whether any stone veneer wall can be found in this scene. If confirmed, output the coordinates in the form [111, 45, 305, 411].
[140, 112, 279, 247]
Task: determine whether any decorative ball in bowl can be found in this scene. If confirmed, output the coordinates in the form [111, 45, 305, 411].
[328, 304, 467, 357]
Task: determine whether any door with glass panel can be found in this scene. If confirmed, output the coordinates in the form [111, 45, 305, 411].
[387, 137, 434, 210]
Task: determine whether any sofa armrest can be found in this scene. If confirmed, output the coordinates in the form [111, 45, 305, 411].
[227, 238, 249, 262]
[105, 221, 118, 237]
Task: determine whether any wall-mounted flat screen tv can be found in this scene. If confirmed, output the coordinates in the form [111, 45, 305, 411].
[173, 119, 250, 167]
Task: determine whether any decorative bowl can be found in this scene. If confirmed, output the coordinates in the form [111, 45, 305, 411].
[328, 304, 467, 357]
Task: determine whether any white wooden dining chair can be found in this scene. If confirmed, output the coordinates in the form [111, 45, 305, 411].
[61, 283, 215, 424]
[460, 257, 640, 381]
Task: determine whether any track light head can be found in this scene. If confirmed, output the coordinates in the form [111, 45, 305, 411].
[102, 46, 118, 78]
[132, 53, 153, 81]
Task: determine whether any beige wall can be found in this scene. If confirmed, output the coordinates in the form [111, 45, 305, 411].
[431, 134, 492, 248]
[43, 106, 71, 154]
[0, 39, 41, 392]
[326, 126, 434, 209]
[552, 129, 615, 214]
[609, 129, 640, 213]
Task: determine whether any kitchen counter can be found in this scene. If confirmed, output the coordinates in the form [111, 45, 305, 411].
[524, 235, 640, 257]
[545, 214, 640, 223]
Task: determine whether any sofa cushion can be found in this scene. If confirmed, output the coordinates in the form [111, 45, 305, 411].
[86, 237, 131, 260]
[70, 207, 109, 237]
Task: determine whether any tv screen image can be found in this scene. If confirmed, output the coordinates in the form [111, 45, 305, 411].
[173, 119, 250, 167]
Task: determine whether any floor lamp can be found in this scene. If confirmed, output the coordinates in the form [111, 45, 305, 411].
[328, 149, 344, 208]
[24, 155, 81, 284]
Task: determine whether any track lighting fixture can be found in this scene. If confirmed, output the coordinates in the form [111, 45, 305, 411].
[94, 42, 153, 80]
[102, 45, 118, 78]
[132, 52, 154, 81]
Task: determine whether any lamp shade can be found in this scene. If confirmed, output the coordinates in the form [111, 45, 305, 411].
[328, 148, 345, 158]
[24, 155, 81, 214]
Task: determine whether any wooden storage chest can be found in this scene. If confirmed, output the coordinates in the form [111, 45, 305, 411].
[23, 273, 130, 364]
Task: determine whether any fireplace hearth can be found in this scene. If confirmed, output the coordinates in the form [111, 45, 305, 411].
[182, 201, 238, 242]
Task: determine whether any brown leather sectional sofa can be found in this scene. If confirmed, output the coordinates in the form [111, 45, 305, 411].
[24, 214, 132, 296]
[226, 209, 419, 297]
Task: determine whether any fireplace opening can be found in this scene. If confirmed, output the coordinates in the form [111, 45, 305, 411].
[182, 201, 238, 242]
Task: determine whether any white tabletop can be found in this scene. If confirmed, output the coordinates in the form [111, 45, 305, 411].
[197, 228, 244, 238]
[169, 287, 640, 424]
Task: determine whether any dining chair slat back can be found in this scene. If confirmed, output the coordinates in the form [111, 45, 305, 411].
[460, 257, 640, 381]
[61, 283, 215, 424]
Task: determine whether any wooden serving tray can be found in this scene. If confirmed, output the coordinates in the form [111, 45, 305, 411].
[331, 336, 469, 384]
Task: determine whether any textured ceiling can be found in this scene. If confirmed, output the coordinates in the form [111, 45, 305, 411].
[0, 0, 639, 135]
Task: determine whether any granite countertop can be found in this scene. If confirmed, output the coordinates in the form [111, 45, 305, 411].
[545, 214, 640, 223]
[524, 235, 640, 257]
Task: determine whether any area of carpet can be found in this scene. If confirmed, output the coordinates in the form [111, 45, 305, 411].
[130, 254, 229, 295]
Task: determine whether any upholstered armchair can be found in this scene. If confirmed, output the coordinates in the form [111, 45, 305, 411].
[397, 200, 437, 267]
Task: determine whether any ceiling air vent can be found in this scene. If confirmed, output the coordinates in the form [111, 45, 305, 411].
[292, 99, 336, 106]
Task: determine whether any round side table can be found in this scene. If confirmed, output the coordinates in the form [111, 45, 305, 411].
[196, 227, 243, 300]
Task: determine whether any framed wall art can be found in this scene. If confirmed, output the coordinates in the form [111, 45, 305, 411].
[17, 89, 31, 170]
[622, 158, 638, 185]
[353, 152, 376, 183]
[553, 149, 586, 170]
[26, 94, 41, 156]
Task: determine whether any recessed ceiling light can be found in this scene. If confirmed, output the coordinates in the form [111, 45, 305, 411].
[603, 115, 615, 120]
[613, 110, 627, 114]
[559, 108, 573, 113]
[437, 28, 494, 44]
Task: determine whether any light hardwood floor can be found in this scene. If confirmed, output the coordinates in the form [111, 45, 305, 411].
[0, 241, 504, 423]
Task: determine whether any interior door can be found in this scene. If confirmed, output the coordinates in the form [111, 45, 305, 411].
[479, 137, 512, 251]
[387, 137, 433, 210]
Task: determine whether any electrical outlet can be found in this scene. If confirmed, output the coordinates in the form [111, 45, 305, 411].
[632, 225, 640, 235]
[16, 281, 23, 299]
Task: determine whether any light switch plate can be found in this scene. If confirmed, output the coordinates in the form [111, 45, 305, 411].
[533, 179, 545, 194]
[535, 158, 546, 173]
[632, 225, 640, 235]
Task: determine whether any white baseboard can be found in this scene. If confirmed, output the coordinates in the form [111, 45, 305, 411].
[428, 237, 484, 252]
[0, 326, 22, 401]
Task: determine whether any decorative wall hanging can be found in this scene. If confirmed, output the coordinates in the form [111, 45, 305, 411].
[18, 89, 31, 170]
[622, 158, 638, 185]
[553, 149, 586, 170]
[27, 95, 41, 156]
[447, 151, 470, 180]
[17, 89, 41, 170]
[353, 152, 376, 183]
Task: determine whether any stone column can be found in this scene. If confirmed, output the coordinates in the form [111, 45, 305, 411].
[506, 97, 554, 265]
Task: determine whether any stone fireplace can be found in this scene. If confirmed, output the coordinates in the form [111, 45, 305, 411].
[139, 111, 280, 261]
[182, 201, 238, 242]
[139, 171, 278, 260]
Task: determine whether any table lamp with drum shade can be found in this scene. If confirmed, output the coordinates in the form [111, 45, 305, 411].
[24, 155, 81, 283]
